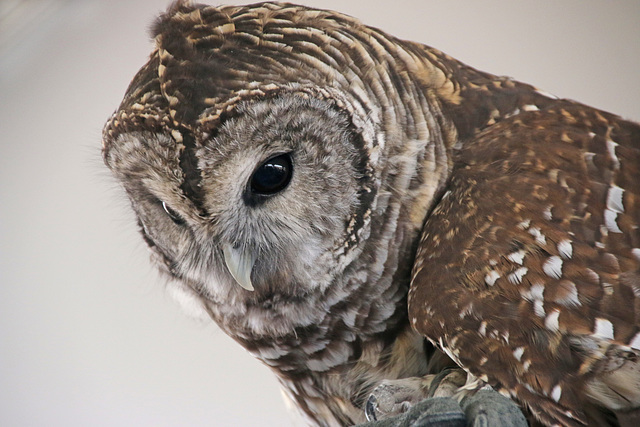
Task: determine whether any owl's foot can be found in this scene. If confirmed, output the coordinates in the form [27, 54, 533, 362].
[362, 381, 527, 426]
[365, 369, 467, 422]
[365, 378, 428, 422]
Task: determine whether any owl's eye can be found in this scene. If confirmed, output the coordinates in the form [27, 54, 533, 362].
[250, 153, 293, 195]
[162, 201, 185, 225]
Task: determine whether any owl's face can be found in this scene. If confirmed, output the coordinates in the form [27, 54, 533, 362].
[106, 93, 367, 311]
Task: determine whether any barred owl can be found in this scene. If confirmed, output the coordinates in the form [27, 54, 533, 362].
[102, 1, 640, 426]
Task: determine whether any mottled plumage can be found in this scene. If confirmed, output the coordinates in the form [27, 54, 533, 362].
[103, 2, 640, 426]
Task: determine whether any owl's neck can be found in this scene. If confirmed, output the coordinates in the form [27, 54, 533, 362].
[423, 48, 560, 143]
[205, 237, 415, 373]
[201, 253, 420, 424]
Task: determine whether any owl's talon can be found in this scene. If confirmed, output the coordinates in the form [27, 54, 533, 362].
[427, 368, 468, 398]
[365, 378, 431, 421]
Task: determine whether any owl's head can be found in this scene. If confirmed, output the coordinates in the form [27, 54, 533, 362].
[103, 2, 451, 333]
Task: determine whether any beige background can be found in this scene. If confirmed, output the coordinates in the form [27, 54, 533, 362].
[1, 1, 638, 426]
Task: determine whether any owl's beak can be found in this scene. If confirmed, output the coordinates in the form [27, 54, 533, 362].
[222, 244, 255, 291]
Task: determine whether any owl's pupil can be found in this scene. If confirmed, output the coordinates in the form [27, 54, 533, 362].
[250, 153, 293, 195]
[162, 201, 184, 225]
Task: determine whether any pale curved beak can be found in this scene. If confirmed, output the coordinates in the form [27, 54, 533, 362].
[222, 244, 255, 291]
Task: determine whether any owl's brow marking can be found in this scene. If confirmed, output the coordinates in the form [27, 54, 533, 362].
[174, 128, 206, 210]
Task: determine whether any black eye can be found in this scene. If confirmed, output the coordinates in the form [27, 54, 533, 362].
[250, 153, 293, 195]
[162, 201, 185, 225]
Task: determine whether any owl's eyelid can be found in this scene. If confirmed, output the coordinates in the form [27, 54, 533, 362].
[161, 200, 186, 225]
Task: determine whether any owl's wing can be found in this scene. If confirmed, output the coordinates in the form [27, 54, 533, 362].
[408, 101, 640, 426]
